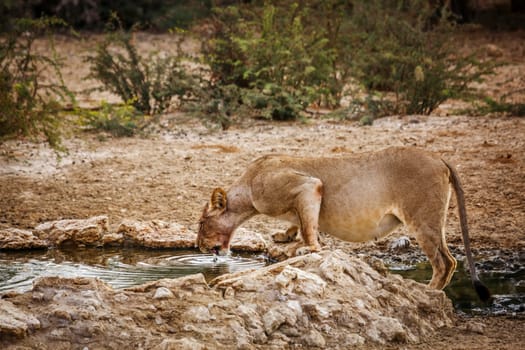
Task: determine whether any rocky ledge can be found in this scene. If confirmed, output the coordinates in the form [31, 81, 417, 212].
[0, 250, 455, 349]
[0, 216, 267, 253]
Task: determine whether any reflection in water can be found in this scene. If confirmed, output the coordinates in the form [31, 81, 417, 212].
[0, 247, 267, 293]
[391, 261, 525, 315]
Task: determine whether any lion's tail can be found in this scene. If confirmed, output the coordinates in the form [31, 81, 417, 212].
[443, 160, 491, 302]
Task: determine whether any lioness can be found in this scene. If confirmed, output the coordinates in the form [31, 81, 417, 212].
[197, 147, 490, 301]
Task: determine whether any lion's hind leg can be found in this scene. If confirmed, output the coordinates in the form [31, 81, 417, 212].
[407, 212, 457, 290]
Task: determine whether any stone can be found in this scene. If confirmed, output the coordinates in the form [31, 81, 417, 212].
[263, 304, 299, 334]
[302, 300, 342, 320]
[102, 232, 124, 246]
[463, 321, 485, 334]
[516, 280, 525, 293]
[0, 250, 456, 349]
[236, 304, 267, 343]
[125, 274, 209, 298]
[230, 228, 268, 252]
[153, 287, 174, 299]
[183, 305, 214, 323]
[117, 219, 195, 248]
[266, 242, 296, 261]
[303, 329, 326, 348]
[388, 236, 411, 251]
[0, 228, 48, 250]
[34, 216, 109, 246]
[275, 265, 326, 297]
[271, 227, 298, 243]
[154, 337, 205, 350]
[367, 316, 408, 344]
[262, 308, 285, 335]
[0, 300, 41, 337]
[344, 333, 366, 346]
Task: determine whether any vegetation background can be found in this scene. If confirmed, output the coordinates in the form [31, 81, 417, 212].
[1, 0, 524, 147]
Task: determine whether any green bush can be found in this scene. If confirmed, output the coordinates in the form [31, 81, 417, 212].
[78, 100, 144, 137]
[203, 3, 338, 121]
[0, 17, 74, 150]
[469, 96, 525, 117]
[201, 0, 492, 123]
[346, 0, 493, 116]
[184, 81, 239, 130]
[86, 20, 196, 115]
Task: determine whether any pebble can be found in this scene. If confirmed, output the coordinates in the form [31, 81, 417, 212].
[153, 287, 174, 299]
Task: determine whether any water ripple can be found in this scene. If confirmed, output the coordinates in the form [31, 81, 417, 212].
[0, 248, 267, 293]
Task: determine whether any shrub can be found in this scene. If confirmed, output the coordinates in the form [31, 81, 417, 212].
[77, 100, 144, 137]
[346, 0, 493, 116]
[469, 96, 525, 117]
[0, 17, 73, 150]
[203, 3, 338, 121]
[202, 0, 493, 123]
[86, 19, 196, 116]
[183, 76, 239, 130]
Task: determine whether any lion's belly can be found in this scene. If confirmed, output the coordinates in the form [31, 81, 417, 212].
[318, 207, 402, 243]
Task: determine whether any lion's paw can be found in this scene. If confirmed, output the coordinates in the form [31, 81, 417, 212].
[295, 245, 321, 256]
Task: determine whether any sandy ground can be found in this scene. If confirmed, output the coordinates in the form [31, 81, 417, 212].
[0, 28, 524, 348]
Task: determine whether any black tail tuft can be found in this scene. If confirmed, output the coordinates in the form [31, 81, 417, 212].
[473, 280, 492, 303]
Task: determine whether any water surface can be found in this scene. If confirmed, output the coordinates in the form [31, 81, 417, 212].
[0, 247, 267, 293]
[391, 261, 524, 315]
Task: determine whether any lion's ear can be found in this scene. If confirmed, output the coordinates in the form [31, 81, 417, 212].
[210, 188, 227, 211]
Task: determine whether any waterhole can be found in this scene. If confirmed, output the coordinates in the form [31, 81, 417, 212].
[0, 247, 267, 293]
[0, 247, 522, 315]
[391, 261, 524, 315]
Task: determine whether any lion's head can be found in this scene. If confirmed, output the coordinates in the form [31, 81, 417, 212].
[197, 188, 233, 255]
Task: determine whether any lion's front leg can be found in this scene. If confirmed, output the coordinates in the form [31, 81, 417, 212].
[251, 169, 324, 255]
[294, 176, 323, 254]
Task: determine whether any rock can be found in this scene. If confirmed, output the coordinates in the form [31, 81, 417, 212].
[153, 287, 174, 299]
[0, 228, 48, 250]
[267, 241, 298, 261]
[388, 236, 411, 251]
[117, 219, 195, 248]
[34, 216, 109, 246]
[154, 337, 205, 350]
[230, 228, 268, 252]
[516, 280, 525, 293]
[367, 316, 409, 344]
[263, 304, 298, 334]
[275, 265, 326, 297]
[271, 226, 298, 243]
[0, 250, 456, 349]
[303, 329, 326, 348]
[0, 300, 40, 337]
[462, 321, 485, 335]
[228, 319, 255, 349]
[302, 300, 342, 320]
[183, 305, 214, 322]
[344, 333, 366, 346]
[102, 232, 124, 246]
[236, 304, 267, 343]
[125, 274, 209, 298]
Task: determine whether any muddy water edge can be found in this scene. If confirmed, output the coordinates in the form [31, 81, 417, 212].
[0, 246, 522, 316]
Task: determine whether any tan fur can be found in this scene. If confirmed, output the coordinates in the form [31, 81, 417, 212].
[197, 147, 484, 292]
